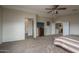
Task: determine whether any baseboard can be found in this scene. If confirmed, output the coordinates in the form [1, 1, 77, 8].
[2, 39, 25, 43]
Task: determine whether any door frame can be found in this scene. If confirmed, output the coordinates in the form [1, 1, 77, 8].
[55, 21, 70, 35]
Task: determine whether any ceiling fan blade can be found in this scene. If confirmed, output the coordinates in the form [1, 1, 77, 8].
[45, 8, 53, 10]
[57, 8, 66, 10]
[53, 5, 59, 9]
[48, 11, 52, 13]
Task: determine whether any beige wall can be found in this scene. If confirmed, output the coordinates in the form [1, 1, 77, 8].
[2, 8, 36, 42]
[56, 13, 79, 35]
[0, 7, 2, 44]
[3, 8, 25, 42]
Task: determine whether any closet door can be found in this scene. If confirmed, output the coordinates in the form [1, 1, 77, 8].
[63, 21, 69, 36]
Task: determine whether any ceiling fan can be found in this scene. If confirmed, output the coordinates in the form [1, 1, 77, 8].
[45, 5, 67, 15]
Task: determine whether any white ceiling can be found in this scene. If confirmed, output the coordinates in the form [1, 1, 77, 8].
[2, 5, 79, 17]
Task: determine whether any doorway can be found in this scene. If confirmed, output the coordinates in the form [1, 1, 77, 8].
[25, 18, 34, 39]
[55, 23, 63, 35]
[37, 22, 44, 37]
[55, 21, 70, 36]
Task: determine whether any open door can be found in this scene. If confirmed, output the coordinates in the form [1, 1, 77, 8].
[37, 22, 44, 37]
[38, 27, 44, 36]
